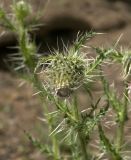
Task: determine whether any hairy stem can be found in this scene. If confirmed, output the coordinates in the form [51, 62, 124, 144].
[115, 82, 128, 152]
[98, 123, 122, 160]
[32, 74, 60, 159]
[73, 95, 89, 160]
[78, 131, 89, 160]
[51, 134, 60, 160]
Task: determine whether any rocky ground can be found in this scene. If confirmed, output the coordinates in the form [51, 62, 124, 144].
[0, 0, 131, 159]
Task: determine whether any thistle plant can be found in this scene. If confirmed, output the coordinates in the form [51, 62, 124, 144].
[0, 1, 131, 160]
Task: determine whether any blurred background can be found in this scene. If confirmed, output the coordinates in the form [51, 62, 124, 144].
[0, 0, 131, 159]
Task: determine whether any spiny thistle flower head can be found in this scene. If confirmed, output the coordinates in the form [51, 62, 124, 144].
[37, 49, 89, 97]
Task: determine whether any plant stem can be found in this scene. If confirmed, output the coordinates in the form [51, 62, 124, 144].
[52, 134, 60, 160]
[98, 123, 122, 160]
[115, 121, 125, 153]
[13, 4, 60, 157]
[32, 75, 60, 159]
[115, 82, 128, 152]
[78, 131, 89, 160]
[73, 95, 89, 160]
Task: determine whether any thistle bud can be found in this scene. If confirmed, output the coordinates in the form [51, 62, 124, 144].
[13, 1, 31, 20]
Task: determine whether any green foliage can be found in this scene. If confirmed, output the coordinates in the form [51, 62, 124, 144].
[26, 132, 53, 156]
[98, 123, 122, 160]
[0, 1, 130, 160]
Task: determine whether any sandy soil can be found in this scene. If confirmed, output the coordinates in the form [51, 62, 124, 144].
[0, 0, 131, 159]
